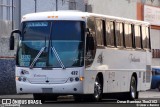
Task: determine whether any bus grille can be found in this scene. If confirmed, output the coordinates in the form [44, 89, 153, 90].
[28, 78, 68, 84]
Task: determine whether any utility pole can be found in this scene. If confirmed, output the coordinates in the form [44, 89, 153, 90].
[56, 0, 58, 11]
[34, 0, 37, 12]
[12, 0, 13, 29]
[84, 0, 88, 12]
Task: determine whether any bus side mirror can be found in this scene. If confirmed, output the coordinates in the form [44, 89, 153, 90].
[88, 36, 94, 50]
[86, 34, 94, 50]
[9, 29, 21, 50]
[10, 35, 14, 50]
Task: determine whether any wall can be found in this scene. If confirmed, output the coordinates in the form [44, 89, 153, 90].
[144, 0, 160, 66]
[88, 0, 137, 19]
[0, 0, 21, 95]
[151, 29, 160, 66]
[21, 0, 85, 16]
[21, 0, 69, 16]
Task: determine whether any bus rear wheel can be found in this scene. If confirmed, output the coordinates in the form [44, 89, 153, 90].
[128, 76, 138, 100]
[92, 76, 103, 101]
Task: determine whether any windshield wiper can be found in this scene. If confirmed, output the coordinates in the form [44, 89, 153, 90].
[51, 46, 66, 69]
[30, 47, 46, 69]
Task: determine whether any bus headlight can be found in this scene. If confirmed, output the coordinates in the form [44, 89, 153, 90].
[69, 77, 82, 82]
[16, 76, 27, 82]
[75, 77, 79, 81]
[23, 77, 27, 82]
[18, 77, 22, 81]
[70, 77, 74, 82]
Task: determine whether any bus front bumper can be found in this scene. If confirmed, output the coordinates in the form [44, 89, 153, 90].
[16, 81, 84, 94]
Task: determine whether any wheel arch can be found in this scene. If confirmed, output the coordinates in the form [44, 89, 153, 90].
[132, 72, 138, 87]
[97, 72, 104, 92]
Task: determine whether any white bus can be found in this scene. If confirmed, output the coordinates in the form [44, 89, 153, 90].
[10, 11, 152, 102]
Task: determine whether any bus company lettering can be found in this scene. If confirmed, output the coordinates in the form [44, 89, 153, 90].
[129, 54, 140, 62]
[34, 74, 46, 78]
[97, 53, 103, 64]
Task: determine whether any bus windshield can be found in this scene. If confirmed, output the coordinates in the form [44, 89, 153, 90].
[18, 21, 85, 68]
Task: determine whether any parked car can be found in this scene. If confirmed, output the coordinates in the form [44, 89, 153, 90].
[151, 67, 160, 91]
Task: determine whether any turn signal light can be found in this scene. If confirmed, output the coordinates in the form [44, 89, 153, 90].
[80, 77, 84, 81]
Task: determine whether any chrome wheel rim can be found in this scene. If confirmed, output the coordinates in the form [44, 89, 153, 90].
[94, 77, 102, 99]
[130, 77, 136, 99]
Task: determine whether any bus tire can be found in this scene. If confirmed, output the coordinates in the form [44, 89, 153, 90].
[158, 83, 160, 91]
[92, 76, 103, 101]
[128, 76, 137, 100]
[74, 95, 84, 102]
[33, 94, 45, 103]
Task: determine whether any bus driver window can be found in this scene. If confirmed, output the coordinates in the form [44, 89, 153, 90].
[85, 29, 96, 67]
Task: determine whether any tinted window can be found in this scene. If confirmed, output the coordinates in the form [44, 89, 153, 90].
[22, 21, 51, 40]
[95, 19, 104, 46]
[146, 27, 150, 49]
[19, 21, 85, 68]
[134, 25, 141, 49]
[52, 21, 84, 40]
[124, 23, 132, 48]
[116, 22, 124, 47]
[142, 26, 148, 49]
[106, 21, 115, 46]
[86, 17, 96, 67]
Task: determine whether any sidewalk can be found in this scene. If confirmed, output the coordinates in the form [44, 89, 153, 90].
[139, 89, 160, 98]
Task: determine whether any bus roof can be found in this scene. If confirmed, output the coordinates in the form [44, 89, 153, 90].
[22, 11, 150, 26]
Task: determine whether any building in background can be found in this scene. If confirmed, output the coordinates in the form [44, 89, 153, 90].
[0, 0, 86, 95]
[0, 0, 21, 94]
[0, 0, 14, 57]
[86, 0, 160, 67]
[21, 0, 86, 16]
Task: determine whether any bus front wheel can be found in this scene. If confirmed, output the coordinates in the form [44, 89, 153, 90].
[33, 94, 45, 103]
[92, 76, 103, 101]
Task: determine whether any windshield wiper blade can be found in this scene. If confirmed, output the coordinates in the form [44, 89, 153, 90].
[30, 47, 46, 69]
[51, 47, 66, 69]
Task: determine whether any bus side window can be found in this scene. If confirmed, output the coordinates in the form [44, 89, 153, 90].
[106, 21, 115, 47]
[95, 19, 104, 46]
[124, 23, 132, 48]
[134, 25, 141, 49]
[115, 22, 124, 47]
[86, 34, 94, 51]
[146, 26, 150, 49]
[102, 20, 107, 46]
[86, 17, 96, 67]
[131, 24, 136, 48]
[142, 26, 147, 49]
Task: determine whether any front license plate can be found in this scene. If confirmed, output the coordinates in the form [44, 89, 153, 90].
[42, 88, 53, 93]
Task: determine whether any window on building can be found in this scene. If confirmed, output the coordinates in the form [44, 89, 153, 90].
[106, 21, 115, 47]
[69, 0, 76, 10]
[0, 0, 13, 20]
[124, 23, 132, 48]
[115, 22, 124, 47]
[134, 25, 141, 49]
[95, 19, 104, 46]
